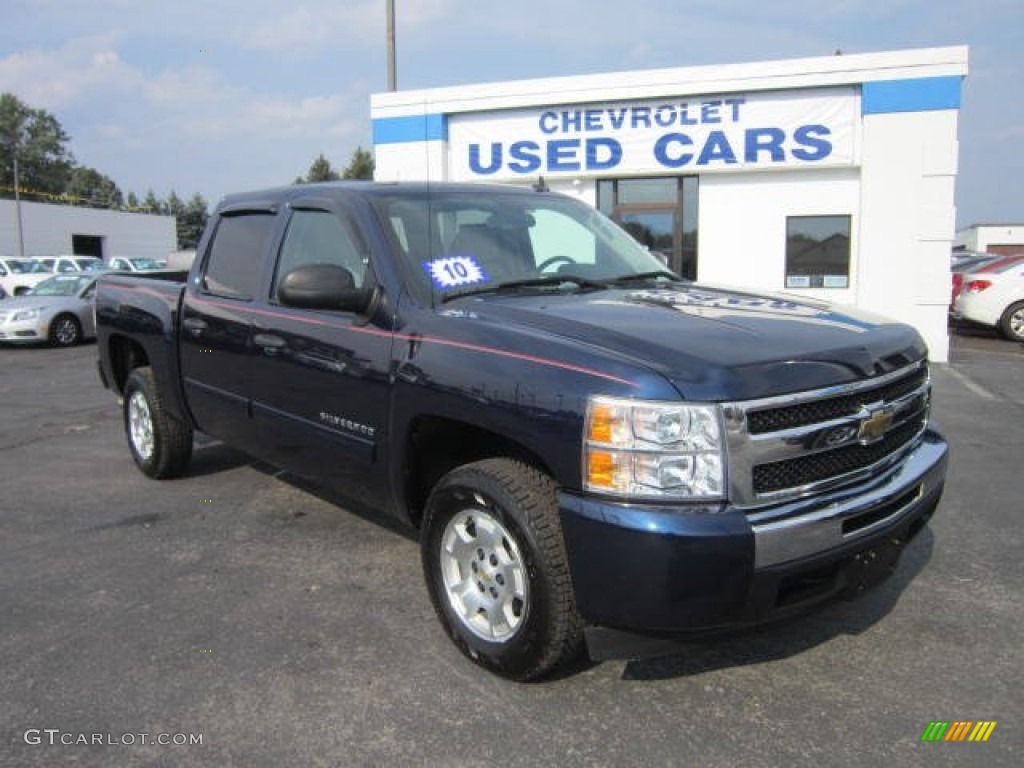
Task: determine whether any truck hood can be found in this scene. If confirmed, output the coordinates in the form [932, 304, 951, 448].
[450, 284, 928, 400]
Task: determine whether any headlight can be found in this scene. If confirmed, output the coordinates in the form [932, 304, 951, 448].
[12, 308, 41, 322]
[584, 396, 725, 499]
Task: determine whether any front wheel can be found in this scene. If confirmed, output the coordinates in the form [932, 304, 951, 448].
[421, 458, 583, 680]
[123, 367, 193, 479]
[999, 301, 1024, 342]
[49, 314, 81, 347]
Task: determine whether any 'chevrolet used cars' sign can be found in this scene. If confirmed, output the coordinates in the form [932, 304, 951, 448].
[448, 86, 858, 181]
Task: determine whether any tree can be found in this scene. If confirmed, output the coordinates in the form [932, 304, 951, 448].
[165, 190, 185, 221]
[342, 146, 374, 180]
[177, 193, 209, 250]
[297, 153, 340, 183]
[125, 191, 140, 210]
[65, 165, 123, 208]
[0, 92, 74, 202]
[142, 189, 162, 214]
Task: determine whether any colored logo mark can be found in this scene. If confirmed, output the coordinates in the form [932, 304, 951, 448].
[921, 721, 997, 742]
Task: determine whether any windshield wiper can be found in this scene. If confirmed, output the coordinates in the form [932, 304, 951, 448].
[496, 275, 609, 293]
[606, 270, 684, 286]
[440, 274, 607, 303]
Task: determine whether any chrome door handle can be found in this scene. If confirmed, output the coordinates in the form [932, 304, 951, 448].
[254, 333, 286, 354]
[182, 317, 208, 336]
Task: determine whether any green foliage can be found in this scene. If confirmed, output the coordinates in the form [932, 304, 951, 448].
[177, 193, 209, 250]
[0, 92, 74, 201]
[66, 165, 123, 208]
[142, 189, 162, 214]
[342, 146, 375, 180]
[302, 153, 340, 183]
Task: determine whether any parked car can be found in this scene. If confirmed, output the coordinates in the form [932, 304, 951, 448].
[0, 274, 98, 346]
[51, 255, 107, 274]
[108, 257, 165, 272]
[952, 257, 1024, 341]
[0, 257, 53, 296]
[949, 253, 1002, 306]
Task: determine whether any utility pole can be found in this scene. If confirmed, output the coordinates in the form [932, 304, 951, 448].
[12, 151, 25, 260]
[7, 119, 26, 260]
[386, 0, 397, 91]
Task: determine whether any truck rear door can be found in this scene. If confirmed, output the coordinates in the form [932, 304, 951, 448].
[179, 205, 278, 444]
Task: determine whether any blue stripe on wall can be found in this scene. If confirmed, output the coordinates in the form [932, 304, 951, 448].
[862, 76, 962, 115]
[373, 114, 447, 144]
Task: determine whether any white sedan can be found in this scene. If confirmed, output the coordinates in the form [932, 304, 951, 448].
[952, 257, 1024, 341]
[0, 257, 53, 296]
[0, 274, 98, 347]
[108, 256, 166, 271]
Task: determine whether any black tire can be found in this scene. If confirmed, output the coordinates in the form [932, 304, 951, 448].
[421, 458, 583, 681]
[123, 367, 193, 479]
[49, 314, 81, 347]
[998, 301, 1024, 342]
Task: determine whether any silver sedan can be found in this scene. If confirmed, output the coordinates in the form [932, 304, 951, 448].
[0, 274, 98, 347]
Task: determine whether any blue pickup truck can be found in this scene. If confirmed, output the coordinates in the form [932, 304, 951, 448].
[96, 181, 948, 680]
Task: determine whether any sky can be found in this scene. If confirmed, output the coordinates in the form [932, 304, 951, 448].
[0, 0, 1021, 228]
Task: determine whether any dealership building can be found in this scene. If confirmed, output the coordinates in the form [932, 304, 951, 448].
[371, 46, 968, 362]
[0, 200, 175, 263]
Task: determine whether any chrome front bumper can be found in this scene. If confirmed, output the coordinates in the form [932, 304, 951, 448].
[749, 429, 947, 568]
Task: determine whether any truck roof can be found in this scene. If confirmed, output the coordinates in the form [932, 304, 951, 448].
[217, 180, 547, 210]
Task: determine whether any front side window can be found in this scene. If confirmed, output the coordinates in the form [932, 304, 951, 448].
[272, 209, 367, 301]
[201, 213, 274, 299]
[785, 215, 851, 289]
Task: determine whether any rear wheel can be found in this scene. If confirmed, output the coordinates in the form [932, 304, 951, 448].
[999, 301, 1024, 342]
[49, 314, 81, 347]
[123, 367, 193, 479]
[421, 458, 583, 681]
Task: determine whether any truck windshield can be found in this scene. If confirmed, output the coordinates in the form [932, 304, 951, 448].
[370, 188, 677, 302]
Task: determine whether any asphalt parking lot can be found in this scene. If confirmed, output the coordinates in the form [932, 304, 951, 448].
[1, 329, 1021, 767]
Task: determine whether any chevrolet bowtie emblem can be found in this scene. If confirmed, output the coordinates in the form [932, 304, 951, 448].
[857, 405, 895, 445]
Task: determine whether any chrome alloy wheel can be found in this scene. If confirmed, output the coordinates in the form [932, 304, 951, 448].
[127, 391, 155, 461]
[53, 317, 78, 345]
[439, 503, 529, 642]
[1010, 306, 1024, 339]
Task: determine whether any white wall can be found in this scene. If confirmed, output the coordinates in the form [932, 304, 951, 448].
[0, 200, 176, 260]
[955, 224, 1024, 253]
[699, 169, 860, 305]
[857, 110, 959, 362]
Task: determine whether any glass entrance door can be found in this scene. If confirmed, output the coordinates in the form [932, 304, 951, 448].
[597, 176, 698, 280]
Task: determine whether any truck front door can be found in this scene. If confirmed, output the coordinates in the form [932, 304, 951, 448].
[247, 201, 395, 506]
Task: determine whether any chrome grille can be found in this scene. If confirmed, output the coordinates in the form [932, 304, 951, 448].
[723, 362, 931, 508]
[746, 367, 928, 434]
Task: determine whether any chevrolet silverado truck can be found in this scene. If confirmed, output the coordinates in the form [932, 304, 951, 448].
[96, 181, 948, 680]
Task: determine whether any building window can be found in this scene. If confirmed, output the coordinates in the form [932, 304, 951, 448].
[785, 215, 851, 289]
[597, 176, 698, 280]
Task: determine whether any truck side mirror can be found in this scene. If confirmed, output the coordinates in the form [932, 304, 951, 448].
[278, 263, 372, 313]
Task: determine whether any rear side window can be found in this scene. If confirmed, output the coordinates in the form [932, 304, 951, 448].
[202, 213, 275, 299]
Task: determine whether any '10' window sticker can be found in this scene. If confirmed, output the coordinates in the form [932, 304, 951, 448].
[423, 256, 488, 290]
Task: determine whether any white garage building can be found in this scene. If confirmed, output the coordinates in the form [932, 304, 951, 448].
[0, 199, 176, 263]
[371, 46, 968, 362]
